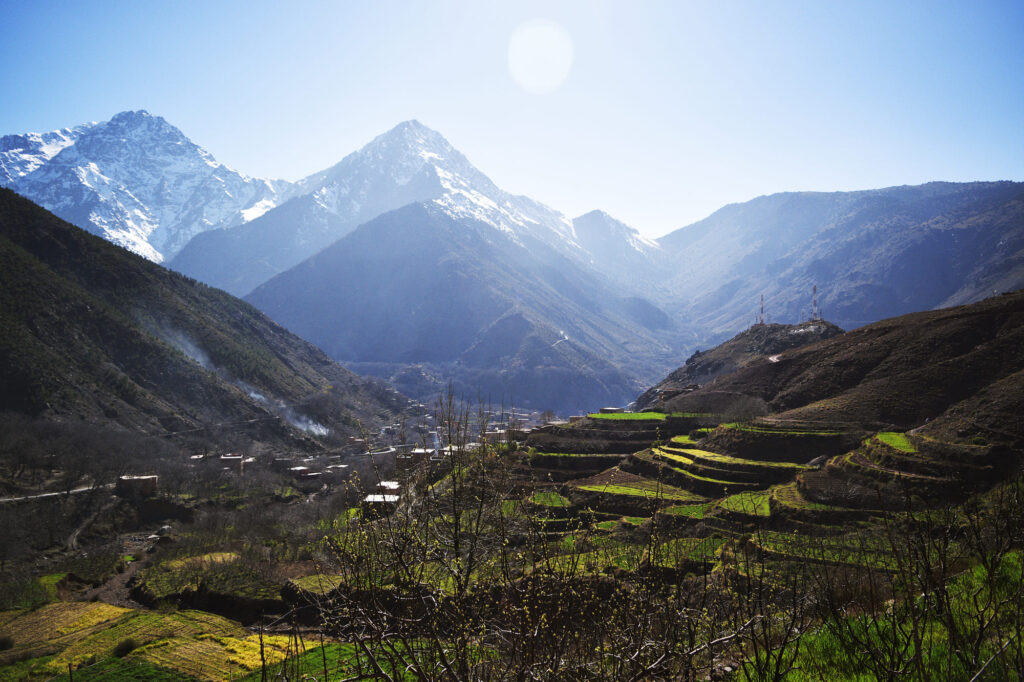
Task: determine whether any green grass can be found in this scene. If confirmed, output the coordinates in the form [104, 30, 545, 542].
[577, 481, 703, 502]
[876, 431, 918, 453]
[37, 573, 67, 602]
[289, 574, 346, 595]
[719, 491, 771, 517]
[50, 657, 192, 681]
[587, 412, 668, 420]
[587, 412, 714, 421]
[658, 447, 808, 469]
[652, 537, 726, 567]
[670, 434, 697, 445]
[664, 502, 715, 518]
[720, 423, 842, 436]
[530, 490, 570, 507]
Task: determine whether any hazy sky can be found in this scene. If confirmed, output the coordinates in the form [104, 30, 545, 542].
[2, 1, 1022, 237]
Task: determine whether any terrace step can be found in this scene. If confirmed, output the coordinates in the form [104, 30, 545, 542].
[651, 449, 765, 483]
[624, 451, 760, 498]
[657, 446, 806, 482]
[839, 450, 949, 484]
[770, 481, 882, 523]
[797, 469, 898, 510]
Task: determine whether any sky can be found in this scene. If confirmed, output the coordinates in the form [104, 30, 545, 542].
[2, 0, 1022, 238]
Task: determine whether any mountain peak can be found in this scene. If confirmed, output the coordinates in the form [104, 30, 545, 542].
[368, 119, 453, 156]
[110, 109, 153, 121]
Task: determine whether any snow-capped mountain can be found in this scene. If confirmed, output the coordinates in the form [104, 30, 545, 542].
[0, 124, 95, 183]
[172, 120, 585, 296]
[572, 209, 667, 290]
[1, 111, 291, 262]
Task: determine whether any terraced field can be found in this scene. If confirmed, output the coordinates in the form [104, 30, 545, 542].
[573, 469, 704, 503]
[0, 604, 294, 680]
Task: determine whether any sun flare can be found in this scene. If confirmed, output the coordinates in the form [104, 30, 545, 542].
[507, 19, 574, 95]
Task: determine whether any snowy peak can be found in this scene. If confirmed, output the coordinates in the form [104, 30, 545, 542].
[574, 210, 660, 255]
[297, 119, 578, 249]
[570, 210, 666, 291]
[0, 123, 95, 183]
[1, 111, 292, 262]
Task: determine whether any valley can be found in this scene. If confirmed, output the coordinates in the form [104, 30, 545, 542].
[2, 277, 1022, 679]
[1, 114, 1023, 681]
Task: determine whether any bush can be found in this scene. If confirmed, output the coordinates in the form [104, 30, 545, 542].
[113, 637, 138, 657]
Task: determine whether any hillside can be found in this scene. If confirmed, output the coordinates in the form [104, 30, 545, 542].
[0, 188, 404, 448]
[661, 289, 1024, 440]
[246, 202, 675, 412]
[635, 319, 844, 410]
[659, 181, 1024, 341]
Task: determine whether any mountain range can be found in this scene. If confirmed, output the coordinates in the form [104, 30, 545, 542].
[3, 111, 1022, 411]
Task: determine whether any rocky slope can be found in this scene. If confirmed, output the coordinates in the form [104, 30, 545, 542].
[635, 319, 844, 410]
[659, 289, 1024, 440]
[0, 189, 403, 447]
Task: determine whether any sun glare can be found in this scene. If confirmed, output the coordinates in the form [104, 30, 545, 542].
[507, 19, 574, 95]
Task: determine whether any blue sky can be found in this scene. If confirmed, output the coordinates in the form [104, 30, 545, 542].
[2, 1, 1022, 237]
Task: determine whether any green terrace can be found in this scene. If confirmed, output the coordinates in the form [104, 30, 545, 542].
[585, 411, 716, 421]
[575, 480, 704, 503]
[874, 431, 918, 453]
[753, 529, 900, 570]
[719, 491, 772, 517]
[587, 411, 670, 420]
[637, 450, 761, 493]
[771, 482, 852, 513]
[530, 490, 570, 507]
[720, 422, 844, 436]
[657, 446, 810, 470]
[594, 515, 648, 530]
[663, 502, 716, 519]
[650, 536, 727, 568]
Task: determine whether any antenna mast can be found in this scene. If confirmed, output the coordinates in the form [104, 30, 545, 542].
[812, 285, 819, 321]
[759, 294, 765, 326]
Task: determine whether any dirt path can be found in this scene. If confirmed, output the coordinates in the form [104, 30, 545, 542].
[0, 483, 114, 504]
[80, 559, 146, 609]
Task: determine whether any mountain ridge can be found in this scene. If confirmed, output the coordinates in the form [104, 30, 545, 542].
[0, 188, 403, 448]
[0, 111, 291, 263]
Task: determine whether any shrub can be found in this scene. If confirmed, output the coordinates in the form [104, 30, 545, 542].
[113, 637, 138, 657]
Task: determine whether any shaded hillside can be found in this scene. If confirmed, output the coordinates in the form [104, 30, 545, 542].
[247, 202, 676, 413]
[662, 290, 1024, 440]
[635, 319, 844, 410]
[659, 182, 1024, 340]
[0, 189, 404, 447]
